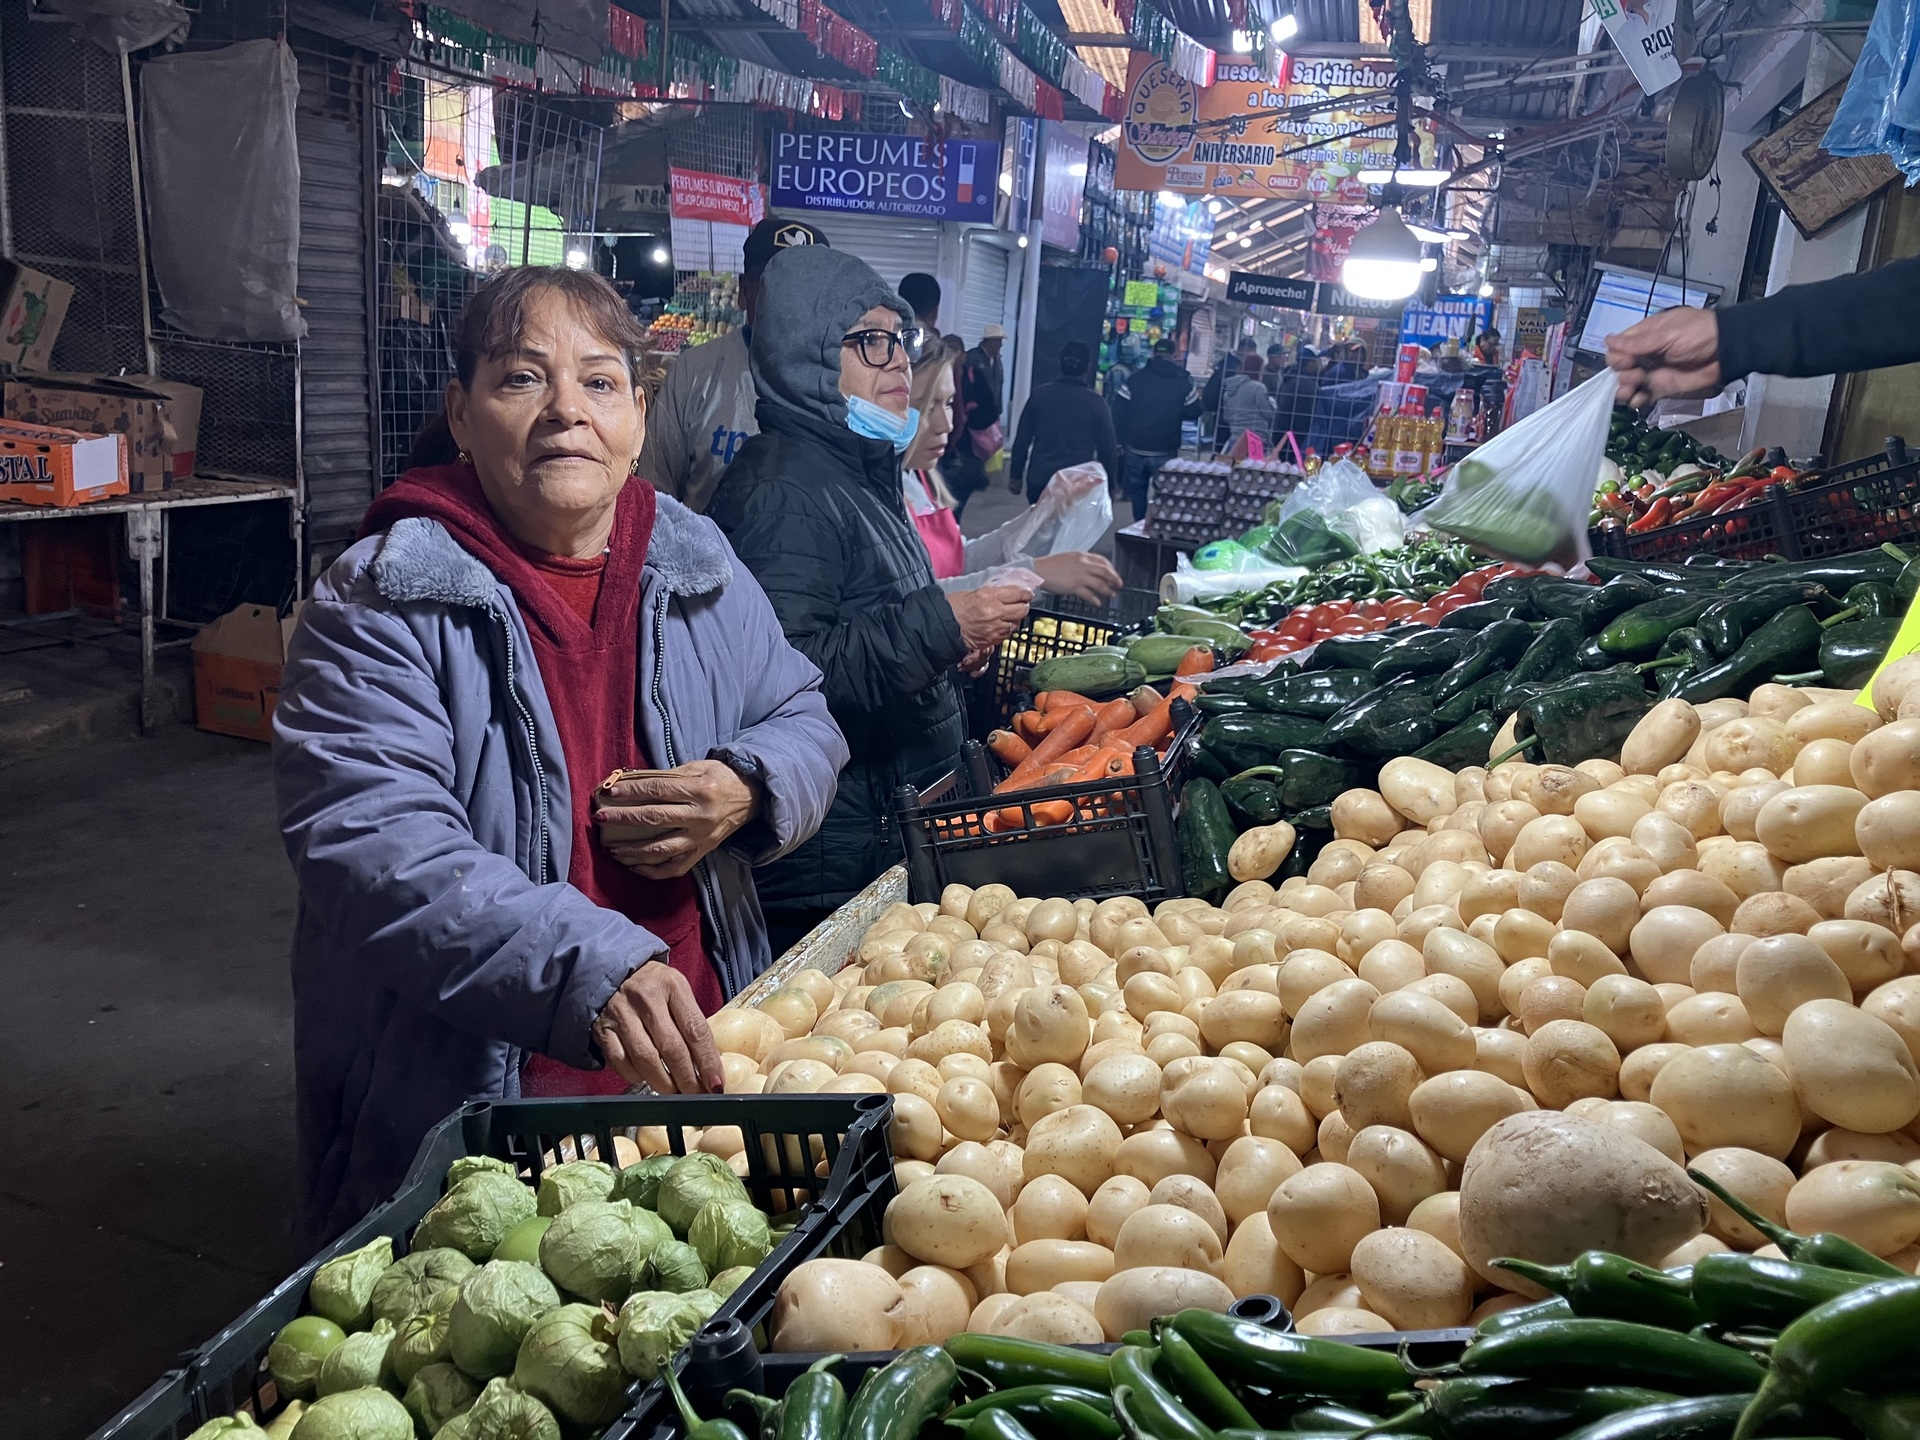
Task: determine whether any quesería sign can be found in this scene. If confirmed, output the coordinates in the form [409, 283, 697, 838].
[769, 129, 1000, 220]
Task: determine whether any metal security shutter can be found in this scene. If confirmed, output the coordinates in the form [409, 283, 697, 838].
[776, 212, 941, 291]
[959, 239, 1012, 348]
[294, 39, 378, 562]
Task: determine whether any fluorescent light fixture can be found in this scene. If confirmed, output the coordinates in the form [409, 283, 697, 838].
[1341, 206, 1423, 300]
[1270, 12, 1298, 40]
[565, 248, 589, 269]
[1420, 256, 1437, 271]
[1230, 28, 1254, 51]
[1478, 279, 1495, 297]
[651, 245, 670, 264]
[899, 98, 914, 118]
[1239, 235, 1252, 248]
[1406, 221, 1469, 243]
[1358, 167, 1454, 187]
[1224, 230, 1238, 242]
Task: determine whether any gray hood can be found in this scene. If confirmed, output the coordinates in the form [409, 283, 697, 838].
[750, 243, 912, 428]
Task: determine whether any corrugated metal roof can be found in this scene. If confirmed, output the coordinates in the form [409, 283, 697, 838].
[1431, 0, 1581, 54]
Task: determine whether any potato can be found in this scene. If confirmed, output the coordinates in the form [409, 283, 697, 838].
[1863, 977, 1920, 1069]
[1212, 1135, 1304, 1227]
[1201, 990, 1286, 1051]
[1331, 1041, 1420, 1133]
[1805, 1128, 1920, 1168]
[1381, 757, 1458, 825]
[1334, 789, 1404, 847]
[1585, 975, 1668, 1052]
[1781, 999, 1920, 1134]
[1624, 903, 1728, 987]
[1008, 1173, 1089, 1246]
[1791, 702, 1883, 745]
[1705, 718, 1798, 776]
[1347, 1124, 1448, 1224]
[1619, 1042, 1690, 1103]
[1808, 920, 1905, 995]
[937, 1140, 1023, 1211]
[1003, 1239, 1115, 1296]
[936, 1077, 1002, 1143]
[771, 1258, 904, 1352]
[1113, 1127, 1215, 1189]
[1456, 1111, 1707, 1293]
[1785, 1160, 1920, 1255]
[1851, 720, 1920, 798]
[1722, 781, 1790, 844]
[1350, 1226, 1474, 1330]
[1022, 1104, 1123, 1196]
[1665, 991, 1760, 1046]
[1845, 869, 1920, 933]
[1690, 1147, 1795, 1247]
[1522, 1019, 1621, 1108]
[1731, 891, 1823, 938]
[1268, 1162, 1381, 1274]
[1422, 929, 1507, 1024]
[1405, 1070, 1528, 1163]
[1753, 785, 1869, 865]
[1512, 815, 1592, 872]
[1733, 934, 1852, 1036]
[1111, 1202, 1225, 1277]
[890, 1264, 978, 1346]
[1370, 989, 1477, 1076]
[1474, 1027, 1531, 1089]
[981, 1291, 1103, 1345]
[1085, 1174, 1151, 1249]
[1093, 1266, 1235, 1341]
[1559, 877, 1640, 956]
[1648, 1042, 1800, 1158]
[1221, 1211, 1306, 1303]
[1079, 1052, 1162, 1128]
[887, 1175, 1008, 1269]
[1291, 978, 1382, 1062]
[1162, 1057, 1253, 1140]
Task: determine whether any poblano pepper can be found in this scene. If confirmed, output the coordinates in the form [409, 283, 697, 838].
[1440, 599, 1530, 629]
[1226, 750, 1359, 810]
[1411, 712, 1500, 769]
[1696, 583, 1832, 657]
[1245, 669, 1375, 719]
[1670, 605, 1825, 704]
[1433, 671, 1508, 726]
[1498, 619, 1583, 710]
[1219, 775, 1285, 827]
[1433, 618, 1533, 704]
[1845, 579, 1896, 618]
[1371, 629, 1472, 683]
[1574, 575, 1662, 633]
[1320, 684, 1439, 758]
[1504, 671, 1653, 766]
[1821, 616, 1899, 687]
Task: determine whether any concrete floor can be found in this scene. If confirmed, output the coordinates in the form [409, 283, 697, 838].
[0, 475, 1097, 1438]
[0, 726, 298, 1439]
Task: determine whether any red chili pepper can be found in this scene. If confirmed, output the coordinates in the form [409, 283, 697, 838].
[1628, 497, 1673, 533]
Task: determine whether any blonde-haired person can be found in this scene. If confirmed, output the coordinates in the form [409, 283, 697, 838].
[902, 339, 1123, 603]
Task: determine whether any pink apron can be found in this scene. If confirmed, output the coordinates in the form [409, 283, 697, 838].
[904, 470, 967, 579]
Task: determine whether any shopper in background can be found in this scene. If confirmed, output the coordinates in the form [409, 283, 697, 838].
[897, 271, 943, 334]
[969, 323, 1006, 407]
[904, 341, 1122, 601]
[1319, 341, 1365, 383]
[640, 217, 828, 512]
[1260, 342, 1288, 400]
[274, 267, 846, 1244]
[1009, 340, 1122, 505]
[945, 324, 1005, 517]
[1472, 328, 1503, 365]
[1607, 254, 1920, 405]
[708, 245, 1029, 949]
[1217, 350, 1277, 451]
[1200, 336, 1261, 447]
[1271, 347, 1321, 451]
[1112, 336, 1197, 522]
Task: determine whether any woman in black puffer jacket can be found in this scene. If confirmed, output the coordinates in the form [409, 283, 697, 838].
[707, 244, 1030, 947]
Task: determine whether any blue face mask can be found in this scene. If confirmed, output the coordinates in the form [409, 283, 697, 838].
[844, 393, 920, 454]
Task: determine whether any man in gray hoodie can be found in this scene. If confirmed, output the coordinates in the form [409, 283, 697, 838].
[640, 217, 828, 511]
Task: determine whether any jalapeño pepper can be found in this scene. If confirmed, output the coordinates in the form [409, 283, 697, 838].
[1456, 1319, 1766, 1393]
[1599, 595, 1715, 658]
[1476, 1297, 1575, 1335]
[1371, 1379, 1678, 1440]
[1687, 1169, 1904, 1278]
[1168, 1309, 1405, 1399]
[780, 1357, 847, 1440]
[1687, 1251, 1878, 1331]
[668, 1367, 752, 1440]
[1433, 619, 1534, 705]
[1733, 1278, 1920, 1440]
[1154, 1325, 1258, 1431]
[1557, 1395, 1750, 1440]
[1833, 1392, 1920, 1440]
[1498, 619, 1584, 709]
[948, 1390, 1114, 1423]
[1491, 1253, 1702, 1331]
[942, 1334, 1109, 1390]
[1283, 1406, 1383, 1434]
[845, 1347, 957, 1440]
[961, 1410, 1047, 1440]
[1111, 1346, 1217, 1440]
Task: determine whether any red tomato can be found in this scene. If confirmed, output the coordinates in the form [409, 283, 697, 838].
[1245, 640, 1292, 662]
[1408, 607, 1442, 624]
[1383, 597, 1421, 620]
[1430, 593, 1469, 614]
[1453, 571, 1490, 600]
[1278, 614, 1316, 641]
[1329, 615, 1372, 634]
[1322, 599, 1355, 615]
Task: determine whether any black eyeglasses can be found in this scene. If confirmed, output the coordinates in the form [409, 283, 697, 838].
[842, 326, 924, 369]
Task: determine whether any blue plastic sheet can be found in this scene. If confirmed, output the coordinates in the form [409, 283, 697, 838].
[1825, 0, 1920, 184]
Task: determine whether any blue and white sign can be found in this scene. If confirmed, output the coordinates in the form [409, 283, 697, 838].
[769, 128, 1001, 220]
[1400, 295, 1494, 346]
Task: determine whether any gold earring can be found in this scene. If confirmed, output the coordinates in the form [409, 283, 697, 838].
[630, 456, 642, 474]
[457, 449, 472, 464]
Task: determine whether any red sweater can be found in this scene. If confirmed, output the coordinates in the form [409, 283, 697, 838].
[361, 465, 720, 1097]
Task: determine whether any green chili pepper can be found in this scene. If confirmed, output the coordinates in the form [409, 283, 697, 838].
[941, 1334, 1109, 1391]
[728, 1390, 784, 1440]
[1490, 1254, 1701, 1331]
[1456, 1319, 1766, 1393]
[1599, 595, 1716, 658]
[1832, 1391, 1920, 1440]
[1111, 1347, 1218, 1440]
[1501, 671, 1652, 767]
[961, 1409, 1048, 1440]
[949, 1389, 1113, 1424]
[1733, 1277, 1920, 1440]
[668, 1365, 753, 1440]
[1167, 1309, 1405, 1399]
[1820, 616, 1899, 687]
[1031, 1398, 1124, 1440]
[1433, 619, 1534, 704]
[1152, 1325, 1257, 1432]
[780, 1355, 847, 1440]
[1688, 1252, 1878, 1331]
[1246, 670, 1376, 719]
[1556, 1394, 1750, 1440]
[1498, 619, 1584, 709]
[1687, 1168, 1905, 1278]
[1320, 683, 1440, 759]
[1411, 712, 1500, 769]
[1370, 1380, 1678, 1440]
[845, 1346, 959, 1440]
[1283, 1404, 1384, 1434]
[1475, 1297, 1575, 1335]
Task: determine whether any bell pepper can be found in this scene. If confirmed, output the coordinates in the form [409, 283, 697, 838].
[1671, 605, 1825, 704]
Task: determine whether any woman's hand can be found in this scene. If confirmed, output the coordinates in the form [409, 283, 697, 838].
[593, 963, 724, 1093]
[1033, 551, 1123, 603]
[597, 759, 761, 879]
[1607, 308, 1722, 406]
[949, 585, 1031, 655]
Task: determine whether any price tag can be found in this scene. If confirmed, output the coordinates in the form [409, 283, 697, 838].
[1855, 586, 1920, 711]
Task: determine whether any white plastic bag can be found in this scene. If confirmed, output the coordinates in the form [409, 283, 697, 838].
[1045, 464, 1113, 555]
[1275, 455, 1405, 556]
[1422, 368, 1616, 567]
[1160, 552, 1306, 603]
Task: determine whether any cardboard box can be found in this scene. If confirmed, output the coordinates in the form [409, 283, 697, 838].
[0, 259, 74, 371]
[4, 372, 204, 491]
[193, 602, 291, 743]
[0, 417, 128, 507]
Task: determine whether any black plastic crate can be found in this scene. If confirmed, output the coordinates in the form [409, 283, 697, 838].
[896, 702, 1200, 905]
[1591, 437, 1920, 564]
[624, 1293, 1472, 1440]
[94, 1094, 893, 1440]
[967, 591, 1159, 738]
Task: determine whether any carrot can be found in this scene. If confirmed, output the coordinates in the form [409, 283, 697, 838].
[995, 748, 1093, 793]
[1032, 701, 1096, 735]
[1007, 704, 1095, 775]
[1113, 681, 1199, 750]
[986, 729, 1032, 766]
[1011, 709, 1048, 742]
[1088, 695, 1138, 744]
[1175, 646, 1216, 677]
[1066, 745, 1129, 783]
[994, 796, 1075, 830]
[1034, 689, 1095, 714]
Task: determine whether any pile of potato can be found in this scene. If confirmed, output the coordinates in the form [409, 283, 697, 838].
[724, 679, 1920, 1353]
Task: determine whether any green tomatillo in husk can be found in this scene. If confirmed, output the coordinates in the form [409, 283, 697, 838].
[369, 1249, 475, 1328]
[535, 1160, 616, 1218]
[267, 1315, 346, 1401]
[314, 1318, 395, 1398]
[414, 1172, 537, 1262]
[511, 1303, 630, 1429]
[307, 1237, 393, 1330]
[286, 1386, 411, 1440]
[449, 1260, 559, 1379]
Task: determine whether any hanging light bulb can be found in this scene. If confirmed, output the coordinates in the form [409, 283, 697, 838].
[1270, 12, 1298, 40]
[1341, 207, 1423, 300]
[1206, 198, 1223, 216]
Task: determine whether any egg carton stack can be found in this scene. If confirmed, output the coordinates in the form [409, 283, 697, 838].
[1226, 458, 1305, 531]
[1145, 458, 1232, 546]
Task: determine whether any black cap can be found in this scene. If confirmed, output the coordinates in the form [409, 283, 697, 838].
[1152, 337, 1176, 354]
[743, 218, 828, 277]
